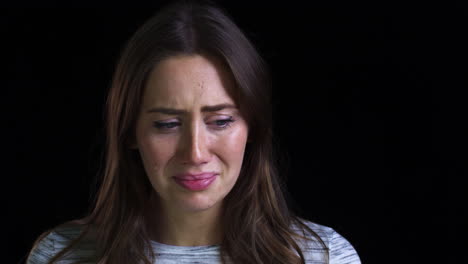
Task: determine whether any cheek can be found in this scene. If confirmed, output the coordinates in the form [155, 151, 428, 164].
[215, 125, 248, 169]
[139, 134, 176, 174]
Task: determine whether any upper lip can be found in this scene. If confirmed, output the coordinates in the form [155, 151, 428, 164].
[173, 172, 218, 180]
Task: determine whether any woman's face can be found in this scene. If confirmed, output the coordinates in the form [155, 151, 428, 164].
[134, 54, 249, 214]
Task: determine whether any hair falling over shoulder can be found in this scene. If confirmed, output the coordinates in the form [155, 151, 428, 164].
[28, 1, 329, 263]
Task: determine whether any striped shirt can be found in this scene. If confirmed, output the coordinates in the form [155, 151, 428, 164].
[27, 220, 361, 264]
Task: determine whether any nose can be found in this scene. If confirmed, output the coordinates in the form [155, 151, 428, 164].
[178, 120, 212, 166]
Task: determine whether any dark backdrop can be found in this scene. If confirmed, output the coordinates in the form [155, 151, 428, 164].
[4, 1, 467, 263]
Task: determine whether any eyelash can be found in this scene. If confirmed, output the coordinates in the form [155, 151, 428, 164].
[153, 117, 235, 131]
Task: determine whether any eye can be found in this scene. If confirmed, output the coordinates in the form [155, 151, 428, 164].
[152, 117, 235, 132]
[211, 117, 235, 130]
[153, 121, 180, 130]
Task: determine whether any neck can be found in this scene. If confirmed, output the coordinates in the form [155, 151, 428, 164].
[146, 192, 224, 246]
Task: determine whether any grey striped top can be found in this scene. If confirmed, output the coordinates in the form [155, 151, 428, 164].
[27, 220, 361, 264]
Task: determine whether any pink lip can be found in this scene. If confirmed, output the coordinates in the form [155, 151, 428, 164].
[173, 172, 218, 191]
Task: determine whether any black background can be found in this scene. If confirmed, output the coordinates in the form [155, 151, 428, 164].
[4, 1, 467, 263]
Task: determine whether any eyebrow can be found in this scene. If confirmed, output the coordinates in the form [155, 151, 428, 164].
[146, 103, 237, 115]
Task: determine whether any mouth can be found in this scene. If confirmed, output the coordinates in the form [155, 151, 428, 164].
[172, 173, 218, 191]
[173, 172, 218, 180]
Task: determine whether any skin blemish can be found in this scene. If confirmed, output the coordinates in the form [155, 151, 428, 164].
[198, 81, 205, 97]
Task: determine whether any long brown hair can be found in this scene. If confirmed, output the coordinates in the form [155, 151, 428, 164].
[28, 0, 328, 263]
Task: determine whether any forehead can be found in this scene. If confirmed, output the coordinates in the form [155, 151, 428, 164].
[142, 54, 237, 108]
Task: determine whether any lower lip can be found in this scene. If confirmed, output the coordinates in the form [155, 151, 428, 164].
[173, 174, 218, 191]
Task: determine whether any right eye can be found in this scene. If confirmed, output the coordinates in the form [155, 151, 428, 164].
[153, 121, 181, 130]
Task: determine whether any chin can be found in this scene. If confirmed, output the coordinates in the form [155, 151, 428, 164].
[178, 194, 221, 213]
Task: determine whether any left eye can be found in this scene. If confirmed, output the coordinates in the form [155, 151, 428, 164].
[213, 118, 235, 129]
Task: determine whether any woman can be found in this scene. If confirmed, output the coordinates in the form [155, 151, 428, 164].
[27, 0, 361, 263]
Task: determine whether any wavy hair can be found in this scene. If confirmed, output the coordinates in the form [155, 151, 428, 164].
[28, 0, 328, 263]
